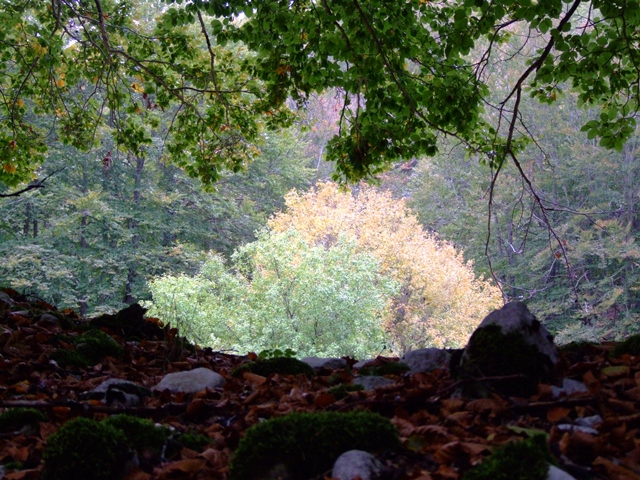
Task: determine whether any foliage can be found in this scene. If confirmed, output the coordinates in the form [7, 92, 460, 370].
[41, 417, 130, 480]
[463, 435, 554, 480]
[146, 229, 397, 358]
[1, 0, 638, 188]
[327, 383, 364, 400]
[269, 182, 502, 352]
[228, 411, 400, 480]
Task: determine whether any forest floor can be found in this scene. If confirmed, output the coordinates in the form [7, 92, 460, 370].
[1, 288, 640, 480]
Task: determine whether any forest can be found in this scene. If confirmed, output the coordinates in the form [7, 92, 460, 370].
[1, 0, 640, 355]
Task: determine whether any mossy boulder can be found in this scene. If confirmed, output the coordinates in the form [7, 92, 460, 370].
[463, 434, 555, 480]
[459, 302, 557, 396]
[229, 411, 400, 480]
[41, 417, 131, 480]
[231, 356, 316, 378]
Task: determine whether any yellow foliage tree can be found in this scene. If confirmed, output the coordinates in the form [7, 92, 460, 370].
[269, 182, 503, 352]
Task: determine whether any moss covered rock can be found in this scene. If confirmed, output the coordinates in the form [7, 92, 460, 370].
[104, 415, 170, 452]
[463, 435, 555, 480]
[612, 333, 640, 357]
[459, 302, 557, 396]
[229, 411, 400, 480]
[0, 408, 46, 432]
[41, 417, 131, 480]
[52, 329, 124, 367]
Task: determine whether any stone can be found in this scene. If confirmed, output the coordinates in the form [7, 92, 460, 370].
[401, 348, 451, 373]
[551, 378, 589, 398]
[83, 378, 151, 407]
[152, 367, 225, 394]
[353, 359, 376, 369]
[471, 301, 557, 363]
[301, 356, 347, 370]
[353, 376, 395, 390]
[459, 302, 557, 396]
[332, 450, 383, 480]
[546, 465, 577, 480]
[39, 313, 60, 325]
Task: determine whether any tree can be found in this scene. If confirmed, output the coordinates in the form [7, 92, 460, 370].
[145, 230, 398, 358]
[269, 182, 502, 351]
[1, 1, 637, 190]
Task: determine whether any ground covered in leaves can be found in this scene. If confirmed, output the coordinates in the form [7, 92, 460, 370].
[1, 289, 640, 480]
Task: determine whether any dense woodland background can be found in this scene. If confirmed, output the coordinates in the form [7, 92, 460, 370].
[1, 0, 640, 354]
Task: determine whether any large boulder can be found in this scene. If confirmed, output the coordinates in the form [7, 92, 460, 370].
[459, 302, 557, 396]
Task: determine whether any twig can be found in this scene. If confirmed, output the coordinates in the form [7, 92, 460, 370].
[0, 167, 66, 198]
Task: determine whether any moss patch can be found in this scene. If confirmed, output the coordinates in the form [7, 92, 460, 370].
[41, 417, 130, 480]
[0, 408, 47, 432]
[463, 434, 554, 480]
[229, 411, 400, 480]
[51, 329, 124, 367]
[327, 383, 364, 400]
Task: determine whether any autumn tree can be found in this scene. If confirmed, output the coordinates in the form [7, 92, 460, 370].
[269, 182, 502, 352]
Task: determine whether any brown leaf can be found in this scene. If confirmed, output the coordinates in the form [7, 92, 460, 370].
[547, 406, 571, 423]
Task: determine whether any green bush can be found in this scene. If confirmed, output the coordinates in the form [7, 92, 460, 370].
[104, 415, 170, 452]
[612, 333, 640, 357]
[229, 411, 400, 480]
[51, 329, 124, 367]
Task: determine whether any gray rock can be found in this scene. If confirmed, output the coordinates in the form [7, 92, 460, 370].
[469, 302, 557, 364]
[547, 465, 577, 480]
[401, 348, 451, 373]
[551, 378, 589, 398]
[575, 415, 602, 428]
[0, 291, 13, 303]
[353, 376, 395, 390]
[556, 424, 599, 435]
[39, 313, 59, 325]
[353, 359, 376, 369]
[83, 378, 151, 407]
[152, 367, 225, 394]
[301, 356, 347, 370]
[332, 450, 383, 480]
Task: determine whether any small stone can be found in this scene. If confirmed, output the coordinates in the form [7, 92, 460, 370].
[83, 379, 151, 407]
[301, 356, 347, 370]
[332, 450, 383, 480]
[556, 424, 599, 435]
[547, 465, 577, 480]
[152, 367, 225, 394]
[353, 376, 395, 390]
[575, 415, 602, 428]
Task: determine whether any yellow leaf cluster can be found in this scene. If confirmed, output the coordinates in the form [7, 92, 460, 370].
[269, 182, 503, 352]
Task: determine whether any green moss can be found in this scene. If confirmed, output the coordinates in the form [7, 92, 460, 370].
[460, 325, 555, 396]
[104, 415, 170, 452]
[51, 329, 124, 368]
[74, 329, 124, 363]
[231, 356, 315, 378]
[177, 432, 213, 451]
[463, 435, 555, 480]
[41, 417, 130, 480]
[0, 408, 47, 432]
[359, 362, 410, 376]
[612, 333, 640, 357]
[327, 383, 364, 400]
[229, 411, 400, 480]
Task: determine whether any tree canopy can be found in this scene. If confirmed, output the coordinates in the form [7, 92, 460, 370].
[1, 0, 638, 190]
